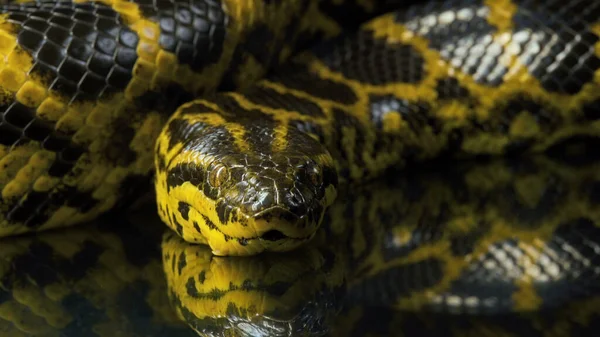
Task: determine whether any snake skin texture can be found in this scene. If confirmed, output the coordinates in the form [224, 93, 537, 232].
[2, 153, 598, 336]
[155, 0, 600, 255]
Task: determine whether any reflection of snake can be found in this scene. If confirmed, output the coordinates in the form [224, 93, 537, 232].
[1, 0, 600, 257]
[0, 210, 194, 336]
[2, 155, 599, 336]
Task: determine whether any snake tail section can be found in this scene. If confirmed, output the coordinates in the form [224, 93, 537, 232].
[157, 0, 600, 255]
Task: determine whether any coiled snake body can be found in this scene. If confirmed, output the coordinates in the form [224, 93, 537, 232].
[155, 0, 600, 255]
[1, 0, 600, 255]
[2, 1, 600, 334]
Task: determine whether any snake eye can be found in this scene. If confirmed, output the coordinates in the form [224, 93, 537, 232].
[209, 165, 229, 187]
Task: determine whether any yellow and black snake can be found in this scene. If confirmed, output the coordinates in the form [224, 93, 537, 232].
[1, 0, 599, 257]
[1, 0, 600, 334]
[1, 155, 600, 336]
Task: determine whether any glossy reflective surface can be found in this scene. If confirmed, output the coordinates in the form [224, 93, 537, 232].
[1, 154, 599, 337]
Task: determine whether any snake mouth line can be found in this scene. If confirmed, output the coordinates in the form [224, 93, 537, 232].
[260, 229, 290, 241]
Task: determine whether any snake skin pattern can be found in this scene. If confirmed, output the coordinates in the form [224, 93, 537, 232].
[1, 154, 599, 336]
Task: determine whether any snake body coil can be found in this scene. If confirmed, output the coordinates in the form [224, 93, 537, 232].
[0, 0, 389, 240]
[0, 0, 599, 256]
[156, 0, 600, 255]
[2, 1, 600, 335]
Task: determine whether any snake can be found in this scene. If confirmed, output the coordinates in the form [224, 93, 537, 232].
[1, 154, 599, 336]
[0, 0, 599, 334]
[0, 0, 600, 257]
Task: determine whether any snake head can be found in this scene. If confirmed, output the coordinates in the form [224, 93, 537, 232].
[155, 98, 338, 256]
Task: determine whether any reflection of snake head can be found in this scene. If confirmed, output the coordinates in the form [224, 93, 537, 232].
[154, 96, 339, 256]
[161, 231, 346, 337]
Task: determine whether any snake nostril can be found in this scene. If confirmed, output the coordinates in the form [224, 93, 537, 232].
[260, 230, 288, 241]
